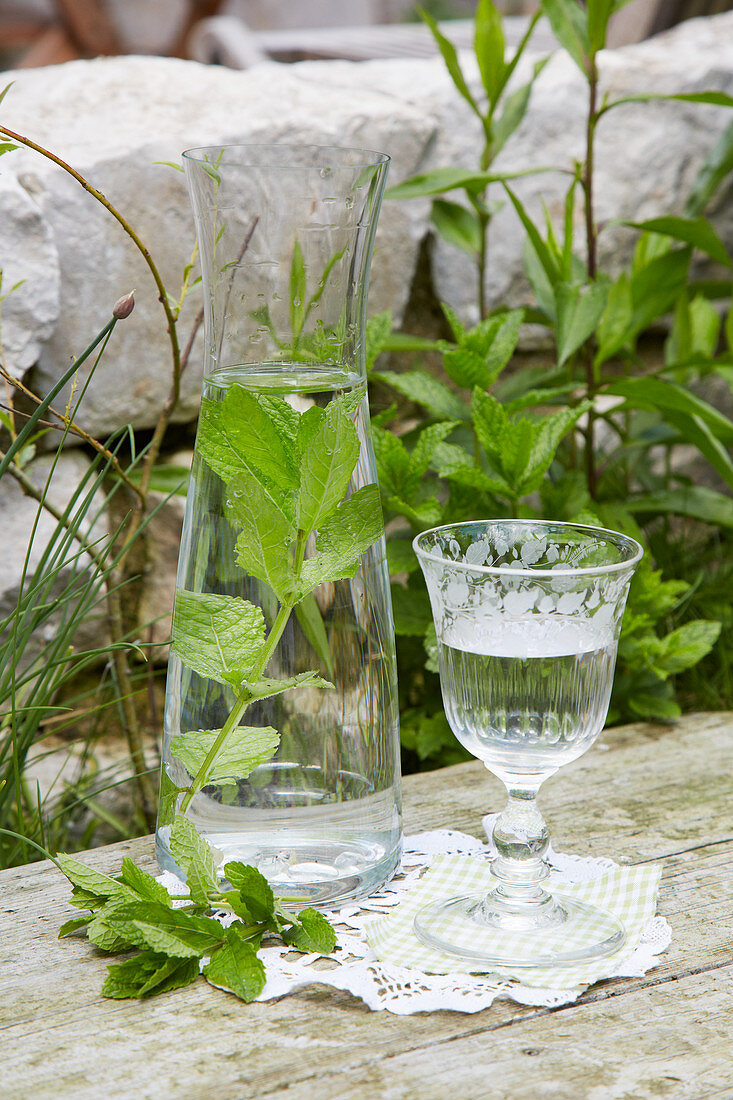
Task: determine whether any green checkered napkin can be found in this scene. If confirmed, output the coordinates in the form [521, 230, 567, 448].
[366, 854, 663, 990]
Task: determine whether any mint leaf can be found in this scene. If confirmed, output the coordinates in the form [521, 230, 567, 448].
[202, 928, 265, 1007]
[243, 670, 333, 701]
[67, 885, 109, 911]
[284, 908, 337, 954]
[58, 916, 90, 938]
[87, 911, 141, 954]
[519, 403, 589, 492]
[203, 927, 266, 1002]
[119, 857, 173, 907]
[258, 392, 301, 448]
[169, 814, 221, 906]
[170, 725, 280, 786]
[223, 863, 274, 922]
[366, 311, 393, 373]
[119, 903, 225, 959]
[102, 952, 166, 999]
[102, 952, 199, 1000]
[57, 854, 125, 900]
[227, 469, 296, 601]
[472, 388, 510, 459]
[137, 956, 201, 998]
[373, 369, 470, 420]
[655, 620, 721, 675]
[296, 396, 360, 537]
[172, 590, 265, 686]
[338, 382, 368, 419]
[197, 387, 298, 506]
[386, 536, 420, 576]
[296, 485, 383, 597]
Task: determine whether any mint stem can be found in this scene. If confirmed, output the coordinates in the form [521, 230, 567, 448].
[179, 598, 295, 812]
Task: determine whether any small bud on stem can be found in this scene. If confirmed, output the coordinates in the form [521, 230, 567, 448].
[113, 291, 135, 320]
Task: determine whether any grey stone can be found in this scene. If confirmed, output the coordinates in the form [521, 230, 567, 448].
[1, 12, 730, 441]
[300, 13, 733, 327]
[0, 451, 110, 664]
[0, 55, 433, 440]
[0, 171, 59, 379]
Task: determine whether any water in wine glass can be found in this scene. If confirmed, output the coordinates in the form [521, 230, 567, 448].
[438, 615, 616, 781]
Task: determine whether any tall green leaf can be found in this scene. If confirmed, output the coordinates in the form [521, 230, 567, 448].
[492, 59, 550, 157]
[587, 0, 629, 54]
[504, 184, 560, 286]
[474, 0, 506, 108]
[540, 0, 590, 73]
[604, 376, 733, 445]
[290, 239, 307, 338]
[626, 216, 731, 268]
[431, 199, 482, 257]
[686, 119, 733, 217]
[387, 166, 552, 201]
[420, 6, 481, 118]
[625, 486, 733, 528]
[555, 279, 609, 365]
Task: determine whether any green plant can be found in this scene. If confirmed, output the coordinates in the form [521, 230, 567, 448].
[57, 815, 335, 1002]
[372, 0, 733, 767]
[0, 79, 202, 860]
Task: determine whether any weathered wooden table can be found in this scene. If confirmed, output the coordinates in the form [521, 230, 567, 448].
[2, 712, 732, 1099]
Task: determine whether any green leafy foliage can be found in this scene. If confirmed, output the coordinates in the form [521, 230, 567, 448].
[379, 0, 732, 764]
[58, 814, 337, 1002]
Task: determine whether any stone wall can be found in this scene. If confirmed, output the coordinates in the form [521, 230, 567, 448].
[1, 13, 731, 437]
[1, 12, 732, 636]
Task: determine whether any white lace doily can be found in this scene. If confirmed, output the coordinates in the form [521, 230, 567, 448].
[160, 824, 671, 1015]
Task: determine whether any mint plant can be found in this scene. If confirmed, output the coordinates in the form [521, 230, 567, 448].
[372, 0, 733, 765]
[169, 382, 384, 811]
[58, 815, 336, 1002]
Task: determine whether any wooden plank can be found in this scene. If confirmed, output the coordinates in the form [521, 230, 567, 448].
[3, 839, 731, 1099]
[267, 967, 733, 1100]
[1, 712, 731, 1098]
[402, 711, 733, 862]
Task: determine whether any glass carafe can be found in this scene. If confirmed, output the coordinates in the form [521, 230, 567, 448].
[156, 146, 401, 907]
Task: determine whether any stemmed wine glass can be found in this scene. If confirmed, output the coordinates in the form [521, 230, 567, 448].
[412, 520, 643, 968]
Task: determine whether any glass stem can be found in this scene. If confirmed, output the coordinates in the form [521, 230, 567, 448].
[490, 788, 553, 912]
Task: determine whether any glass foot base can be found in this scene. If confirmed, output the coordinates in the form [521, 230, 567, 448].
[413, 892, 626, 968]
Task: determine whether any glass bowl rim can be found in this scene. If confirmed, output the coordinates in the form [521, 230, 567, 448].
[182, 144, 390, 170]
[412, 519, 644, 579]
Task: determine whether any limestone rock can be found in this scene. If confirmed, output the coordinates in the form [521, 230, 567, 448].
[0, 55, 434, 439]
[1, 12, 731, 440]
[0, 451, 110, 662]
[0, 171, 59, 378]
[298, 13, 733, 326]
